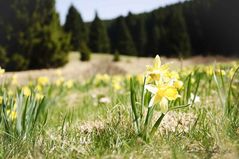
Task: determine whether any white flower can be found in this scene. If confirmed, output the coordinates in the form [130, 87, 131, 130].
[189, 93, 200, 105]
[99, 97, 111, 104]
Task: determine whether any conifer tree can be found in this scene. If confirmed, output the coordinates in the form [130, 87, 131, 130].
[164, 7, 191, 57]
[88, 12, 110, 53]
[0, 0, 70, 70]
[126, 12, 146, 56]
[109, 17, 137, 55]
[64, 5, 87, 51]
[145, 12, 160, 56]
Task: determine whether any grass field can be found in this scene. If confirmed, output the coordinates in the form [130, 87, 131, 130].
[0, 53, 239, 158]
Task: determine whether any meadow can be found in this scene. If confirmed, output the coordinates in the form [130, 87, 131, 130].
[0, 54, 239, 159]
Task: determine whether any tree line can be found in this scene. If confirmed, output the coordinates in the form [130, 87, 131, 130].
[65, 0, 239, 57]
[0, 0, 238, 71]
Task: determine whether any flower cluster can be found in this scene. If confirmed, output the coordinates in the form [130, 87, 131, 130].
[145, 55, 183, 113]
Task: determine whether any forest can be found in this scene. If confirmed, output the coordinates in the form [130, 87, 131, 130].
[0, 0, 238, 71]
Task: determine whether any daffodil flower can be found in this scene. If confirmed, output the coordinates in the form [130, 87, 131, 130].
[64, 80, 74, 89]
[146, 84, 179, 109]
[0, 96, 3, 105]
[37, 76, 49, 86]
[146, 55, 169, 82]
[22, 86, 31, 97]
[7, 110, 17, 120]
[0, 67, 5, 75]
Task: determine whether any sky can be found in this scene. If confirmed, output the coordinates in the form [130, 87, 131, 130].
[56, 0, 185, 24]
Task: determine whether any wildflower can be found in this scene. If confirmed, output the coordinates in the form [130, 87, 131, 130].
[126, 74, 132, 81]
[11, 75, 18, 85]
[112, 76, 123, 91]
[173, 80, 183, 89]
[7, 110, 17, 120]
[146, 55, 169, 82]
[37, 76, 49, 86]
[35, 84, 42, 92]
[167, 71, 180, 79]
[0, 67, 5, 75]
[7, 103, 17, 120]
[189, 93, 201, 105]
[99, 97, 111, 104]
[94, 74, 110, 86]
[35, 93, 44, 100]
[55, 77, 65, 86]
[0, 96, 3, 105]
[8, 90, 14, 96]
[205, 66, 213, 76]
[215, 69, 225, 76]
[64, 80, 74, 89]
[144, 55, 182, 113]
[22, 86, 31, 97]
[146, 84, 179, 108]
[112, 82, 122, 91]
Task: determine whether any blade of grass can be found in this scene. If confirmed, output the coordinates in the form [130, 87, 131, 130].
[130, 78, 139, 133]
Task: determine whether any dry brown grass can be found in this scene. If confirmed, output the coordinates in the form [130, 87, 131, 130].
[3, 52, 236, 84]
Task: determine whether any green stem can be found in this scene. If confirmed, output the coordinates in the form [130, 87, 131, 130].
[150, 113, 165, 137]
[130, 78, 139, 133]
[140, 77, 146, 120]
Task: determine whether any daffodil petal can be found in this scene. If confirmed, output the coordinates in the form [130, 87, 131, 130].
[145, 84, 158, 94]
[164, 87, 178, 100]
[160, 97, 168, 114]
[148, 95, 155, 107]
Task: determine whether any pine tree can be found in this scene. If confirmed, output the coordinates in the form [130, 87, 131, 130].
[109, 16, 137, 55]
[0, 46, 9, 68]
[126, 12, 146, 56]
[0, 0, 70, 70]
[88, 12, 110, 53]
[64, 5, 87, 51]
[164, 7, 191, 57]
[145, 12, 160, 57]
[134, 18, 147, 56]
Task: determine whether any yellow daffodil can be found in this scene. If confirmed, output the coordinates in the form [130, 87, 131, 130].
[144, 55, 181, 113]
[146, 55, 169, 82]
[22, 86, 31, 97]
[35, 84, 42, 92]
[0, 67, 5, 75]
[55, 77, 65, 86]
[35, 93, 44, 100]
[8, 90, 14, 96]
[0, 96, 3, 105]
[146, 84, 179, 108]
[136, 74, 144, 84]
[205, 66, 213, 76]
[112, 82, 122, 91]
[64, 80, 74, 89]
[167, 71, 180, 79]
[11, 75, 18, 85]
[7, 103, 17, 120]
[37, 76, 49, 86]
[112, 76, 122, 91]
[173, 80, 183, 89]
[7, 110, 17, 120]
[94, 74, 111, 86]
